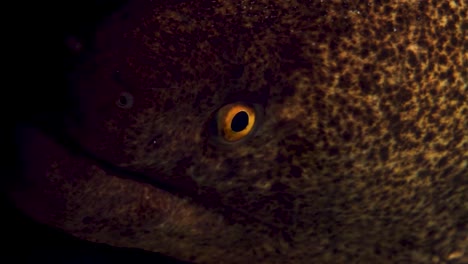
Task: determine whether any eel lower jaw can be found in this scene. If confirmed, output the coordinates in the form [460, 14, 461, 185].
[8, 124, 279, 263]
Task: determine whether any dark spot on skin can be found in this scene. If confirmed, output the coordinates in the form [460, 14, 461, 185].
[384, 22, 394, 33]
[266, 171, 274, 180]
[379, 146, 389, 161]
[387, 114, 402, 138]
[426, 62, 434, 73]
[407, 51, 418, 67]
[440, 2, 450, 12]
[281, 134, 315, 154]
[440, 68, 455, 83]
[372, 73, 381, 82]
[427, 228, 437, 239]
[434, 143, 444, 152]
[363, 63, 373, 72]
[399, 233, 416, 248]
[344, 161, 353, 169]
[120, 228, 135, 237]
[276, 153, 292, 163]
[290, 166, 302, 178]
[414, 74, 422, 83]
[449, 36, 459, 47]
[417, 38, 428, 49]
[82, 216, 92, 224]
[342, 131, 352, 142]
[359, 77, 372, 93]
[377, 48, 391, 60]
[453, 170, 468, 185]
[411, 127, 421, 139]
[462, 21, 468, 31]
[274, 82, 297, 100]
[335, 95, 346, 107]
[338, 74, 351, 87]
[451, 132, 463, 148]
[383, 84, 394, 94]
[328, 118, 338, 127]
[270, 182, 288, 192]
[383, 6, 392, 15]
[264, 69, 274, 82]
[397, 88, 412, 103]
[366, 148, 376, 160]
[437, 35, 448, 46]
[164, 100, 174, 110]
[415, 154, 425, 164]
[417, 169, 430, 178]
[228, 64, 244, 79]
[437, 157, 447, 167]
[441, 167, 453, 177]
[445, 43, 455, 54]
[328, 147, 339, 156]
[361, 47, 370, 57]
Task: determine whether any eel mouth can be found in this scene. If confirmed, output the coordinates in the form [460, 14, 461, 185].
[8, 124, 283, 263]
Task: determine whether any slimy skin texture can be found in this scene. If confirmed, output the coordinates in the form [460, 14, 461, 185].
[10, 0, 467, 263]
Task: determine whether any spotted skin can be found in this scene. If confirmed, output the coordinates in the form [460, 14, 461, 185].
[9, 0, 467, 263]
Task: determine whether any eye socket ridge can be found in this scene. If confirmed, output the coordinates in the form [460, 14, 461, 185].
[116, 91, 134, 109]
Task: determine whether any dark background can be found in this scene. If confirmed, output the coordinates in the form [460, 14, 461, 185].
[3, 0, 189, 263]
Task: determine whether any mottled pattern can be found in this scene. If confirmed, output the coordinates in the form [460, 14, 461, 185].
[10, 0, 467, 263]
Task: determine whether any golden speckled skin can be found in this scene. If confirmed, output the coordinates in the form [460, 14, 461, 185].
[10, 0, 467, 263]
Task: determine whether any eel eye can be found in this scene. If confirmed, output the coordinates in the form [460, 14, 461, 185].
[216, 103, 257, 142]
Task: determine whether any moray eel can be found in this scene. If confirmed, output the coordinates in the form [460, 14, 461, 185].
[8, 0, 467, 263]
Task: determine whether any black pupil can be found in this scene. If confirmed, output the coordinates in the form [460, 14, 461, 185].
[231, 111, 249, 132]
[119, 96, 127, 105]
